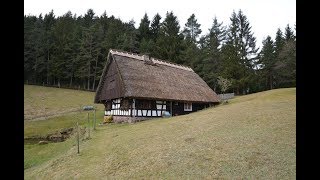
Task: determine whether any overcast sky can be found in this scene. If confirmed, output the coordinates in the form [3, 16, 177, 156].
[24, 0, 296, 48]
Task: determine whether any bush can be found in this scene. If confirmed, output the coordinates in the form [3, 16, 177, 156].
[103, 115, 113, 123]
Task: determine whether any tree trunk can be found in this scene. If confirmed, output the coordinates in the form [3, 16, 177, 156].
[70, 76, 73, 88]
[270, 74, 273, 90]
[47, 50, 50, 85]
[58, 78, 60, 88]
[92, 57, 98, 91]
[87, 64, 90, 90]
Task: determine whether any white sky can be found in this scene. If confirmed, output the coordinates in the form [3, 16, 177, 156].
[24, 0, 296, 48]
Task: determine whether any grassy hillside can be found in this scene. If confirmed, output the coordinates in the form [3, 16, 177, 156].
[24, 88, 296, 179]
[24, 85, 103, 120]
[24, 85, 105, 137]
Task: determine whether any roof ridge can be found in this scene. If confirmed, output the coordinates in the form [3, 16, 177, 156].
[110, 49, 194, 72]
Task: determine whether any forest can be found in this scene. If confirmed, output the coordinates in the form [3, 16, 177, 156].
[24, 9, 296, 95]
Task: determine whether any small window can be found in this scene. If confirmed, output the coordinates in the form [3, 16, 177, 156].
[184, 103, 192, 111]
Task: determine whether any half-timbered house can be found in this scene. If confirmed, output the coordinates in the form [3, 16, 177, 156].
[94, 49, 220, 123]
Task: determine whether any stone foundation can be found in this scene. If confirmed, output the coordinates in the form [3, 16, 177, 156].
[111, 116, 153, 123]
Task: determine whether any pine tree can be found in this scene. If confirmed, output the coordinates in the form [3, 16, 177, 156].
[182, 14, 202, 43]
[43, 10, 56, 85]
[258, 36, 276, 89]
[156, 11, 184, 63]
[51, 11, 75, 87]
[83, 9, 95, 28]
[284, 24, 295, 41]
[138, 13, 153, 54]
[117, 20, 139, 53]
[32, 14, 46, 84]
[24, 15, 38, 83]
[274, 24, 296, 88]
[274, 28, 285, 57]
[223, 10, 259, 94]
[199, 17, 226, 91]
[150, 13, 161, 40]
[138, 13, 151, 41]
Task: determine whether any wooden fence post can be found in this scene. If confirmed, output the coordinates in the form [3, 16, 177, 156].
[77, 122, 80, 154]
[93, 109, 96, 130]
[87, 112, 90, 139]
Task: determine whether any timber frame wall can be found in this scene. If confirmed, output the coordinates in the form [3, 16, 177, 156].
[105, 98, 215, 117]
[105, 98, 167, 117]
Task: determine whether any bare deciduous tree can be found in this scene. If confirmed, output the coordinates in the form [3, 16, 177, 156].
[217, 76, 232, 102]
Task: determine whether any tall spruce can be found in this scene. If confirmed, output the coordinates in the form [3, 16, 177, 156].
[24, 15, 38, 83]
[284, 24, 295, 41]
[150, 13, 161, 40]
[181, 14, 202, 68]
[182, 14, 202, 43]
[200, 17, 226, 91]
[51, 11, 76, 87]
[43, 10, 56, 85]
[259, 36, 276, 90]
[138, 13, 151, 41]
[138, 13, 153, 54]
[156, 11, 184, 63]
[223, 10, 259, 94]
[274, 24, 296, 87]
[117, 20, 139, 53]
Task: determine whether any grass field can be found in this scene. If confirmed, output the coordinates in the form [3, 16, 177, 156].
[24, 85, 104, 120]
[24, 86, 296, 179]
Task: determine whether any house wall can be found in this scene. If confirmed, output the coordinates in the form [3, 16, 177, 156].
[167, 101, 212, 116]
[104, 98, 167, 117]
[99, 57, 124, 101]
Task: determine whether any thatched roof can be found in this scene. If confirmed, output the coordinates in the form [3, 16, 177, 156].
[94, 49, 220, 103]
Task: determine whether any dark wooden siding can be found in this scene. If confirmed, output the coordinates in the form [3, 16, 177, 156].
[167, 101, 211, 116]
[100, 57, 124, 101]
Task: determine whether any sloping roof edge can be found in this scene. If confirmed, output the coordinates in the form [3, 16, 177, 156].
[109, 49, 194, 72]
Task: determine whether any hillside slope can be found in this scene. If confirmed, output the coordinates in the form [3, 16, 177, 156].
[24, 88, 296, 179]
[24, 85, 103, 120]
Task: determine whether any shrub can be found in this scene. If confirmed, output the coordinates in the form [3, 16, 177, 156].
[103, 115, 113, 123]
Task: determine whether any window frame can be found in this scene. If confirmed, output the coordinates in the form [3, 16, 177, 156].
[184, 102, 192, 111]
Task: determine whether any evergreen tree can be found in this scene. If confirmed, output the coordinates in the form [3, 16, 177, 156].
[32, 14, 46, 84]
[117, 20, 139, 53]
[138, 13, 153, 54]
[156, 11, 184, 63]
[51, 11, 76, 87]
[223, 10, 259, 94]
[199, 17, 226, 91]
[150, 13, 161, 40]
[284, 24, 295, 41]
[138, 13, 151, 41]
[274, 24, 296, 88]
[258, 36, 276, 90]
[274, 28, 285, 57]
[182, 14, 202, 43]
[43, 10, 56, 85]
[83, 9, 96, 28]
[24, 15, 38, 83]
